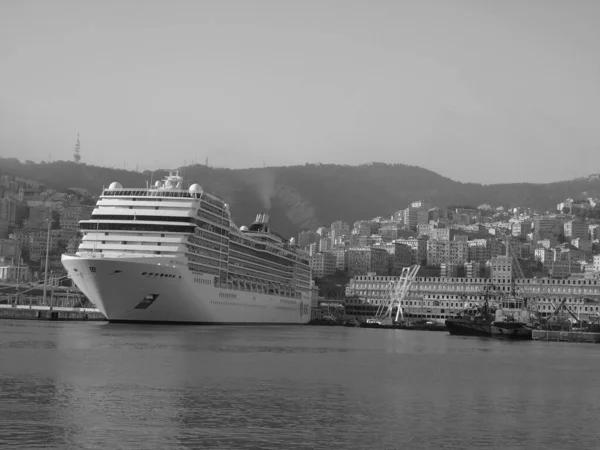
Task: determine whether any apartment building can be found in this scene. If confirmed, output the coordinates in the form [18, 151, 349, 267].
[298, 230, 319, 248]
[534, 217, 557, 238]
[395, 237, 428, 265]
[564, 220, 588, 240]
[512, 220, 532, 237]
[426, 240, 468, 266]
[319, 237, 332, 253]
[440, 262, 458, 278]
[594, 255, 600, 272]
[310, 252, 336, 278]
[464, 261, 481, 278]
[375, 242, 412, 276]
[347, 247, 388, 276]
[327, 248, 348, 272]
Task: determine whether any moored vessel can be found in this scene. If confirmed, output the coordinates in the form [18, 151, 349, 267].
[445, 284, 497, 337]
[61, 171, 312, 324]
[490, 297, 536, 340]
[445, 305, 494, 337]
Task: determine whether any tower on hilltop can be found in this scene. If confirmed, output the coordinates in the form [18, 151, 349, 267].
[73, 133, 81, 163]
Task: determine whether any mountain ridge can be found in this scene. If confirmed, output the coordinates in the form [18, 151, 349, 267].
[2, 157, 599, 237]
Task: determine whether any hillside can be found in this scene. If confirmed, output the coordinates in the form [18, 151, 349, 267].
[2, 158, 600, 237]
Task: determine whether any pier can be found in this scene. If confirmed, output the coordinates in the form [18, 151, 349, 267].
[0, 287, 105, 322]
[532, 330, 600, 343]
[0, 304, 106, 321]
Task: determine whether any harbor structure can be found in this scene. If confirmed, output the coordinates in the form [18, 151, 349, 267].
[344, 274, 600, 322]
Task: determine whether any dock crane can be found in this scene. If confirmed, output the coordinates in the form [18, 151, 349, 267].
[543, 298, 582, 329]
[366, 265, 420, 326]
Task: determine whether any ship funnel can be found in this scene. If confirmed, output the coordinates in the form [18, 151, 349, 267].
[255, 213, 270, 224]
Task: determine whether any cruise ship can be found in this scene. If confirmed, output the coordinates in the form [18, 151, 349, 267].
[61, 171, 312, 324]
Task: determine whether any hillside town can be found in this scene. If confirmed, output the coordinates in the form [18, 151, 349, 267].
[300, 198, 600, 322]
[302, 199, 600, 280]
[2, 169, 600, 322]
[0, 174, 94, 286]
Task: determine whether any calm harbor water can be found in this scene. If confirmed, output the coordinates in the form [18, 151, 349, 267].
[1, 322, 599, 449]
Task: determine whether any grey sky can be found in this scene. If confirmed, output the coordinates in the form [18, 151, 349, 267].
[1, 0, 599, 184]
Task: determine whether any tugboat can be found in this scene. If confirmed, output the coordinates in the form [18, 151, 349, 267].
[445, 303, 495, 337]
[445, 284, 497, 337]
[491, 296, 536, 340]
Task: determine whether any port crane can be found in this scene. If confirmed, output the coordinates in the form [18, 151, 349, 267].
[367, 265, 420, 326]
[543, 298, 582, 328]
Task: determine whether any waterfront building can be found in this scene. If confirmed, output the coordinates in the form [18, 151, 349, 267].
[345, 274, 600, 321]
[347, 247, 388, 276]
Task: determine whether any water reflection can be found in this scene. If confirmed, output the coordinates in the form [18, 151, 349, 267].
[1, 323, 600, 449]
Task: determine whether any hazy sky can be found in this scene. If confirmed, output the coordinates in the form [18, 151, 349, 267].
[1, 0, 599, 184]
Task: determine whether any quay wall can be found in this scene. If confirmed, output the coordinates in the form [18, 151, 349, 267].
[0, 305, 106, 321]
[532, 330, 600, 343]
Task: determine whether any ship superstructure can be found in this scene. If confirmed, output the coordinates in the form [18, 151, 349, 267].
[61, 171, 312, 323]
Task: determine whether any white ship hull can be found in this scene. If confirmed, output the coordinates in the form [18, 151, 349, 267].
[62, 254, 311, 324]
